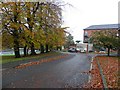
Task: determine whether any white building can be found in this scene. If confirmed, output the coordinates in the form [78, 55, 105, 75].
[76, 43, 93, 52]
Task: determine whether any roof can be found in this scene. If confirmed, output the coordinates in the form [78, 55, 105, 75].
[84, 24, 120, 30]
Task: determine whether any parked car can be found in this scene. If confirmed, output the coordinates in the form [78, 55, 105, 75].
[81, 48, 87, 53]
[89, 50, 94, 52]
[68, 48, 76, 52]
[99, 50, 106, 53]
[76, 48, 81, 52]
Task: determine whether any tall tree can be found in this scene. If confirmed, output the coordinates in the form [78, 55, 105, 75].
[36, 1, 63, 52]
[1, 1, 67, 57]
[23, 2, 40, 55]
[2, 2, 22, 58]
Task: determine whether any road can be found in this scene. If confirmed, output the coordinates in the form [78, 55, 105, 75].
[2, 53, 95, 88]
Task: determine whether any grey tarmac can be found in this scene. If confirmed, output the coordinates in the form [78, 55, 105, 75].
[2, 53, 95, 88]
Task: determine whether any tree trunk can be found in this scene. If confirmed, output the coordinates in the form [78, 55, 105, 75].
[26, 48, 29, 55]
[24, 45, 27, 56]
[30, 43, 36, 55]
[40, 44, 44, 53]
[60, 46, 62, 51]
[107, 47, 110, 56]
[14, 38, 20, 58]
[56, 46, 59, 50]
[46, 44, 49, 53]
[13, 8, 20, 58]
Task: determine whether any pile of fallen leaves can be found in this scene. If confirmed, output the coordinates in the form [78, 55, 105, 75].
[83, 56, 119, 89]
[98, 56, 118, 88]
[83, 57, 103, 88]
[15, 54, 68, 69]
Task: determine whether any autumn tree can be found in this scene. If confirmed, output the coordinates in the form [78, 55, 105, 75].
[40, 2, 63, 52]
[21, 2, 41, 55]
[1, 1, 67, 57]
[1, 2, 23, 58]
[34, 1, 64, 52]
[91, 30, 118, 56]
[48, 27, 66, 50]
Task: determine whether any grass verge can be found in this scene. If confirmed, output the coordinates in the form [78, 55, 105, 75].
[0, 52, 61, 64]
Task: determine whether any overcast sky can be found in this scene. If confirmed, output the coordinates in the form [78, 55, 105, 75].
[62, 0, 119, 42]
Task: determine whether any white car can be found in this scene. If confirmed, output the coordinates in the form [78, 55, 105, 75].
[99, 50, 106, 53]
[76, 48, 81, 52]
[68, 48, 76, 52]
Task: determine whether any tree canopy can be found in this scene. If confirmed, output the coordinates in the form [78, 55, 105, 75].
[91, 30, 119, 56]
[64, 34, 74, 48]
[1, 1, 67, 58]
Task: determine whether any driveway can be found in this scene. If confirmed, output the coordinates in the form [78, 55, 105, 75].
[2, 53, 95, 88]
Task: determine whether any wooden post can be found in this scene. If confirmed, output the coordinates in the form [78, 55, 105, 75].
[87, 43, 88, 54]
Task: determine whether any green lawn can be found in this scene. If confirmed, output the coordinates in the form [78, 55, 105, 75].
[0, 52, 60, 64]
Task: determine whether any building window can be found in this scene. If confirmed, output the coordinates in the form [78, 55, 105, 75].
[84, 31, 88, 36]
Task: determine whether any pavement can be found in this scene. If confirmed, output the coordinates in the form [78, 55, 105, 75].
[2, 52, 95, 88]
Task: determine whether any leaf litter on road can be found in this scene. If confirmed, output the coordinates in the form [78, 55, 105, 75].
[15, 54, 69, 69]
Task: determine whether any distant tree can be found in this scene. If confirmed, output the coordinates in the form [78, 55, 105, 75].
[65, 34, 74, 48]
[91, 30, 118, 56]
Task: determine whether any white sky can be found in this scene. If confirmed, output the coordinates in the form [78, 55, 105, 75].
[62, 0, 119, 42]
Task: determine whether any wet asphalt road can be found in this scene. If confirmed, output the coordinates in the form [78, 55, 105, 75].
[2, 53, 95, 88]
